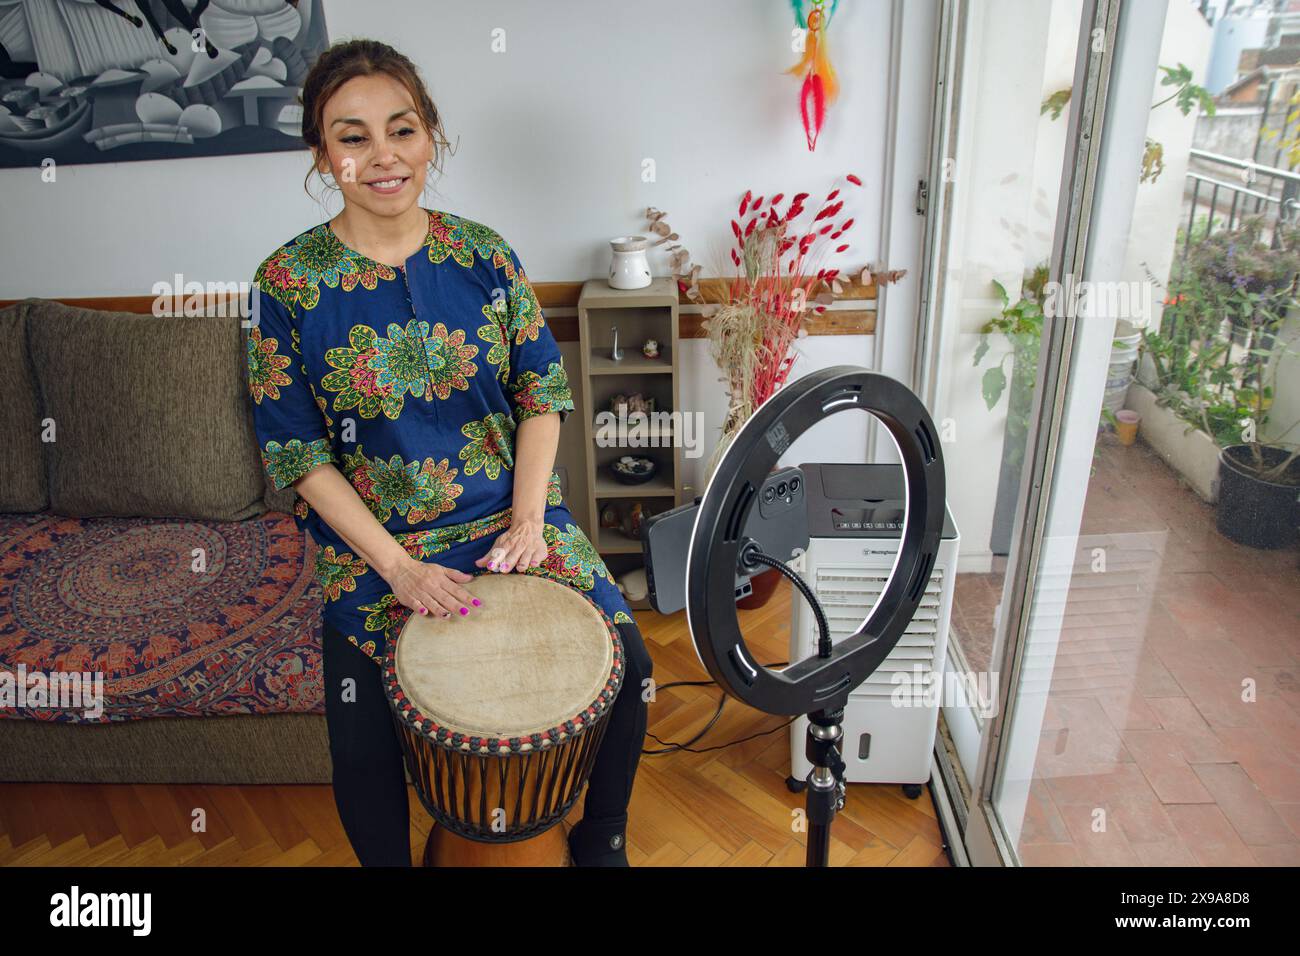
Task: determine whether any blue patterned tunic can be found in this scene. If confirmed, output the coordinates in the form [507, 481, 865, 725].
[245, 207, 635, 663]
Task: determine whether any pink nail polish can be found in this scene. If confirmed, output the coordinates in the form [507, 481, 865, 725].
[502, 564, 511, 572]
[459, 607, 468, 615]
[489, 562, 496, 569]
[472, 598, 481, 606]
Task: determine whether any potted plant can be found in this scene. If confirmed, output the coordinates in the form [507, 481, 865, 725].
[648, 174, 905, 608]
[972, 264, 1047, 555]
[1141, 217, 1300, 549]
[711, 177, 865, 609]
[974, 264, 1160, 551]
[1132, 267, 1228, 501]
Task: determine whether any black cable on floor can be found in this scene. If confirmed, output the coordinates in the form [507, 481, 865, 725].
[640, 665, 792, 755]
[642, 549, 830, 754]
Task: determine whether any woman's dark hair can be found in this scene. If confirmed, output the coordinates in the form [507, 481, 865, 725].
[298, 38, 455, 198]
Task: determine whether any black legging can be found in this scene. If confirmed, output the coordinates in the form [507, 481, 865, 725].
[321, 618, 654, 866]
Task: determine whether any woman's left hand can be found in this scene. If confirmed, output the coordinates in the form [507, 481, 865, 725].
[475, 516, 548, 573]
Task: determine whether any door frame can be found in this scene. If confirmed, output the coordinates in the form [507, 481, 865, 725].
[916, 0, 1129, 866]
[869, 0, 944, 462]
[972, 0, 1170, 865]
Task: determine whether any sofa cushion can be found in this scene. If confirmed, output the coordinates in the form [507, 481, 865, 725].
[0, 300, 48, 513]
[26, 299, 269, 521]
[263, 484, 299, 515]
[0, 508, 325, 723]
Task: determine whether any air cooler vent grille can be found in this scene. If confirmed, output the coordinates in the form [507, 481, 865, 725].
[807, 566, 944, 698]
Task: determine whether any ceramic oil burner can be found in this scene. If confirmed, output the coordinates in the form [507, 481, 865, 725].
[608, 235, 651, 290]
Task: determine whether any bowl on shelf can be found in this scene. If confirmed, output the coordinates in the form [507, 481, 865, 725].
[609, 455, 656, 485]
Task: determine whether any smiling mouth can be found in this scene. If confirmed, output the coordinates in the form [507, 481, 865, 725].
[364, 176, 409, 193]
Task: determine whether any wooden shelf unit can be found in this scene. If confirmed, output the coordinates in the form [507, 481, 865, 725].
[575, 277, 684, 612]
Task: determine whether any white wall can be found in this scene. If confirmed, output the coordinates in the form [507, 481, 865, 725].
[1205, 9, 1268, 95]
[1, 0, 924, 489]
[1124, 0, 1214, 334]
[1266, 312, 1300, 446]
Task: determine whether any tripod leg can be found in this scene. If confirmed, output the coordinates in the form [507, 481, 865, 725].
[805, 767, 837, 867]
[803, 709, 846, 867]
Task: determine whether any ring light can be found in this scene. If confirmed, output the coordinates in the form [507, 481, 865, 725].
[685, 367, 946, 717]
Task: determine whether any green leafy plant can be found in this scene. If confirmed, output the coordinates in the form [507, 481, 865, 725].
[1175, 212, 1222, 249]
[1152, 62, 1215, 117]
[1040, 88, 1071, 120]
[1041, 62, 1214, 184]
[974, 261, 1150, 472]
[1141, 216, 1300, 484]
[973, 264, 1048, 469]
[1140, 138, 1165, 184]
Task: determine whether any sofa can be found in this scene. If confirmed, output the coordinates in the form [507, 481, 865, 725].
[0, 297, 332, 784]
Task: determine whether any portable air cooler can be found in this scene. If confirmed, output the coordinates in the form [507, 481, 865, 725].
[787, 463, 959, 790]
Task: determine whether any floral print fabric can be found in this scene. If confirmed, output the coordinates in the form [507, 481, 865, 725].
[246, 208, 633, 662]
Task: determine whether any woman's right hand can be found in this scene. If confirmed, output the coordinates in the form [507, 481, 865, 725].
[384, 556, 480, 619]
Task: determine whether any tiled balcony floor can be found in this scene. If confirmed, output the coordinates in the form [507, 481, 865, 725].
[953, 433, 1300, 866]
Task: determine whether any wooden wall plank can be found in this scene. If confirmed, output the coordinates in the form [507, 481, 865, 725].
[1, 279, 877, 338]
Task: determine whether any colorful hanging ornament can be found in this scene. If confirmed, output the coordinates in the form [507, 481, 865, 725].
[786, 0, 840, 152]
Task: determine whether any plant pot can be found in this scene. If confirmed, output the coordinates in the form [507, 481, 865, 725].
[1126, 383, 1221, 503]
[1102, 325, 1142, 417]
[1115, 409, 1140, 446]
[736, 567, 781, 610]
[1215, 444, 1300, 550]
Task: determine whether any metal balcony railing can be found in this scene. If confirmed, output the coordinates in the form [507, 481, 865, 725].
[1180, 148, 1300, 258]
[1168, 149, 1295, 388]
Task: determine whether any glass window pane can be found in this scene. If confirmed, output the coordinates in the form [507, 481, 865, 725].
[990, 1, 1298, 867]
[928, 0, 1088, 782]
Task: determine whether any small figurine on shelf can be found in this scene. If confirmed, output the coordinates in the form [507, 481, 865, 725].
[610, 326, 623, 361]
[642, 338, 660, 360]
[622, 501, 645, 540]
[627, 393, 655, 415]
[600, 503, 621, 529]
[607, 392, 657, 418]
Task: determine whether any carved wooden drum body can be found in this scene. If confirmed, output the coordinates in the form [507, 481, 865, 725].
[383, 573, 625, 865]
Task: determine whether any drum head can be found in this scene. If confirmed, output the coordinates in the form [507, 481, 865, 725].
[388, 574, 621, 751]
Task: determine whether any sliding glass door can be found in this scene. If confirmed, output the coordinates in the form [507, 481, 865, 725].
[914, 0, 1096, 854]
[985, 0, 1299, 867]
[915, 0, 1270, 866]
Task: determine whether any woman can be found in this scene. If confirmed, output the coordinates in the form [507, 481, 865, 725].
[245, 39, 652, 866]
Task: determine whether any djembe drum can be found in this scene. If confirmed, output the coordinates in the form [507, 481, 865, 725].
[383, 572, 625, 866]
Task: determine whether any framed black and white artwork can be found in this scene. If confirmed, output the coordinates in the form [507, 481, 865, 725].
[0, 0, 328, 168]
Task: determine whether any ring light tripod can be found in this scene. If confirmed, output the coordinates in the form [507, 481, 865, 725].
[685, 367, 946, 867]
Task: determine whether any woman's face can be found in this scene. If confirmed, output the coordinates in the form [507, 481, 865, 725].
[314, 72, 434, 217]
